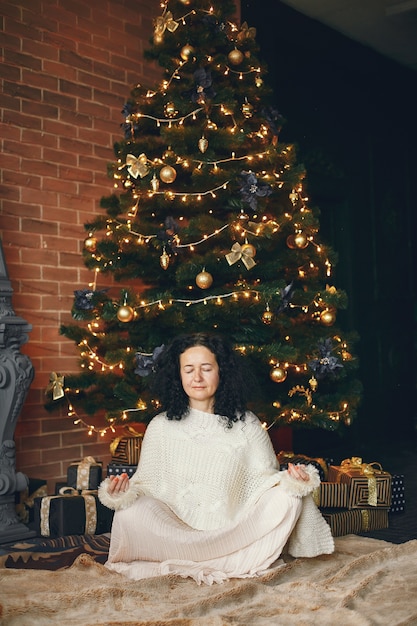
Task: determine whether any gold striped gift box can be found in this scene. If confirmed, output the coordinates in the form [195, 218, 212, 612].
[321, 508, 389, 537]
[328, 459, 392, 508]
[312, 482, 349, 508]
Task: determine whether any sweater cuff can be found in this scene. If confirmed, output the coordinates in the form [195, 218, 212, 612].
[98, 477, 143, 511]
[278, 464, 321, 498]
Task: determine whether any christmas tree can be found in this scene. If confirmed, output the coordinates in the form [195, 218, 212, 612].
[47, 0, 362, 436]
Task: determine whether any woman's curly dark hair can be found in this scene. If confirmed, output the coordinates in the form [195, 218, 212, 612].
[150, 333, 249, 428]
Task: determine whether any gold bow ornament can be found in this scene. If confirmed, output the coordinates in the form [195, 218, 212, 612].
[39, 487, 98, 537]
[126, 153, 150, 179]
[237, 21, 256, 42]
[154, 11, 179, 41]
[46, 372, 65, 400]
[340, 457, 385, 506]
[225, 242, 256, 270]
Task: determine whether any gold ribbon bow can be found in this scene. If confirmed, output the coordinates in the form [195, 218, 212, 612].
[237, 21, 256, 42]
[46, 372, 65, 400]
[126, 153, 149, 179]
[154, 11, 179, 39]
[340, 457, 384, 506]
[72, 456, 101, 491]
[225, 242, 256, 270]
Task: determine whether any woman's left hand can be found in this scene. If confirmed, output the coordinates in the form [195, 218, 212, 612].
[287, 462, 310, 481]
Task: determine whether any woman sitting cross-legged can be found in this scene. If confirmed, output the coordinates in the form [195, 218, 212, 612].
[98, 332, 334, 585]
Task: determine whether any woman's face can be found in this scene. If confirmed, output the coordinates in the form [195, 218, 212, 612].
[179, 345, 220, 412]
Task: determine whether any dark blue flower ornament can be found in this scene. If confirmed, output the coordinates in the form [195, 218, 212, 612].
[134, 344, 165, 377]
[239, 170, 272, 211]
[308, 338, 344, 378]
[190, 68, 216, 103]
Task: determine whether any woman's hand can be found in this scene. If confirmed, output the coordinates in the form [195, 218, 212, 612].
[287, 462, 310, 482]
[107, 473, 130, 494]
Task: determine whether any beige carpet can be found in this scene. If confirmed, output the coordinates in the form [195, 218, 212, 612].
[1, 535, 416, 625]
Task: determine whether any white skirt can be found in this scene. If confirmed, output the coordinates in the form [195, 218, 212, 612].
[105, 486, 303, 585]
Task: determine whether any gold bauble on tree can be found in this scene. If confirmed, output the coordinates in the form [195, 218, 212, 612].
[228, 48, 244, 65]
[84, 236, 97, 252]
[320, 309, 337, 326]
[117, 305, 134, 323]
[241, 242, 256, 258]
[198, 136, 208, 153]
[180, 44, 194, 60]
[270, 366, 287, 383]
[294, 232, 309, 249]
[164, 102, 178, 118]
[195, 270, 213, 289]
[262, 305, 273, 325]
[159, 165, 177, 184]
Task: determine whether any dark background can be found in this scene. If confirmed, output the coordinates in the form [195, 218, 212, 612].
[241, 1, 417, 456]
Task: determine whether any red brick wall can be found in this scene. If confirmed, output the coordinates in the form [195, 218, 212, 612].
[0, 0, 161, 491]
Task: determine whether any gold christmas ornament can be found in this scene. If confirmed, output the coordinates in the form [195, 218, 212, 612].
[84, 236, 97, 252]
[179, 0, 191, 4]
[241, 101, 253, 118]
[180, 44, 194, 60]
[117, 305, 134, 323]
[164, 102, 178, 118]
[240, 242, 256, 258]
[320, 309, 337, 326]
[195, 270, 213, 289]
[225, 242, 256, 270]
[126, 153, 149, 179]
[294, 232, 309, 249]
[270, 366, 287, 383]
[198, 136, 208, 153]
[309, 376, 318, 391]
[160, 248, 170, 270]
[159, 165, 177, 184]
[262, 305, 273, 325]
[255, 76, 263, 88]
[228, 48, 244, 65]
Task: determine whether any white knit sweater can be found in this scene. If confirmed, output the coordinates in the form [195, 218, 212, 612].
[99, 408, 327, 537]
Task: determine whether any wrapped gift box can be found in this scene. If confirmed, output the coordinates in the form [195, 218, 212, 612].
[15, 478, 48, 524]
[277, 452, 331, 482]
[389, 474, 406, 513]
[312, 482, 349, 508]
[110, 435, 143, 465]
[321, 508, 389, 537]
[327, 458, 391, 508]
[107, 463, 137, 478]
[67, 456, 103, 491]
[34, 490, 114, 538]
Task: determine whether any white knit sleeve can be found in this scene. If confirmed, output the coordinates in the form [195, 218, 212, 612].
[277, 464, 321, 497]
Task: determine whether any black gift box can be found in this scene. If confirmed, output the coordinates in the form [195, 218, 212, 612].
[67, 457, 103, 491]
[389, 474, 406, 513]
[34, 492, 114, 538]
[107, 463, 137, 478]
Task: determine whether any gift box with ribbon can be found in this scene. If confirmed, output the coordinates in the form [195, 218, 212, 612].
[389, 474, 406, 513]
[110, 426, 144, 465]
[321, 507, 389, 537]
[107, 463, 137, 478]
[327, 457, 392, 509]
[67, 456, 103, 491]
[312, 482, 349, 508]
[34, 487, 114, 538]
